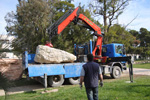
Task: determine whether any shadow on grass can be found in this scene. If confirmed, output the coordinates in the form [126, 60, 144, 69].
[103, 75, 112, 79]
[24, 91, 37, 94]
[10, 78, 40, 87]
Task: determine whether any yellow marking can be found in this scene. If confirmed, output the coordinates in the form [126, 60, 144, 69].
[98, 59, 101, 62]
[82, 17, 93, 25]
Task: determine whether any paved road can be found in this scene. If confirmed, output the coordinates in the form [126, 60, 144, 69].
[0, 68, 150, 96]
[123, 68, 150, 76]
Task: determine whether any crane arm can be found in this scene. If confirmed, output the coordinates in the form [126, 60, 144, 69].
[48, 7, 103, 57]
[48, 7, 80, 39]
[78, 14, 103, 56]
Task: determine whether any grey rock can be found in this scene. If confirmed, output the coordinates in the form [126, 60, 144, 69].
[34, 45, 76, 63]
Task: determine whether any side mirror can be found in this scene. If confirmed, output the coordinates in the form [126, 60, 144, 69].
[122, 47, 126, 55]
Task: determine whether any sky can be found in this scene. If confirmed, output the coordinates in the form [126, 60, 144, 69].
[0, 0, 150, 35]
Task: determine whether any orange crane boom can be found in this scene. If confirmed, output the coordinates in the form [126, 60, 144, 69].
[48, 7, 103, 57]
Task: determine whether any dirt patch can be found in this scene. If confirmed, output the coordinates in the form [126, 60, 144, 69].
[0, 59, 23, 80]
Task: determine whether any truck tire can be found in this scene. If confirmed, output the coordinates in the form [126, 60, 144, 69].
[111, 66, 121, 79]
[48, 75, 64, 87]
[69, 77, 80, 85]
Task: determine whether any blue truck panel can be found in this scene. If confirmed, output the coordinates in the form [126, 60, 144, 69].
[28, 64, 65, 77]
[64, 63, 84, 78]
[28, 54, 35, 63]
[102, 44, 114, 57]
[23, 51, 35, 68]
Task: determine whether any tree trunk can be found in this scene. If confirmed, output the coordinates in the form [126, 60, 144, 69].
[103, 0, 107, 44]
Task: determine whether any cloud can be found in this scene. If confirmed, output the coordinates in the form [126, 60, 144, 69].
[118, 0, 150, 31]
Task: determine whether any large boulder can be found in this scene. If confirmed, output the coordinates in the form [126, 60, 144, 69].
[34, 45, 76, 64]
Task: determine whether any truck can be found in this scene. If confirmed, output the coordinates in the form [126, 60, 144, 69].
[22, 7, 133, 88]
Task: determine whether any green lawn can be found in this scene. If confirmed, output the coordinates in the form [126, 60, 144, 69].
[0, 76, 150, 100]
[133, 63, 150, 69]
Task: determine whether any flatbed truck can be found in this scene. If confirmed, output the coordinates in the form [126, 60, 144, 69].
[22, 7, 133, 88]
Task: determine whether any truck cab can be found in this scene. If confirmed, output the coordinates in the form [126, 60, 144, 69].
[74, 41, 127, 79]
[102, 43, 126, 58]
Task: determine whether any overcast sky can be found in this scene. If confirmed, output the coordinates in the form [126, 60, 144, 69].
[0, 0, 150, 35]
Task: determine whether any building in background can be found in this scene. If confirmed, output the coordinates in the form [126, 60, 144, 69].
[0, 34, 18, 59]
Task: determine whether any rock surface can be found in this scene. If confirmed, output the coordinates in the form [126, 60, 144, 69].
[34, 45, 76, 64]
[0, 59, 23, 80]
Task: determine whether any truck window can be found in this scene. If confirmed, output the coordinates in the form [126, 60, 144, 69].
[115, 45, 123, 54]
[102, 47, 107, 53]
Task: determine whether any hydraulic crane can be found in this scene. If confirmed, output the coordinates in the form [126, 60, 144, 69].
[47, 7, 133, 82]
[48, 7, 103, 57]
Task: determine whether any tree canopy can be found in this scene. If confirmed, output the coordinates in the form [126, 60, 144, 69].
[51, 1, 102, 53]
[89, 0, 130, 37]
[5, 0, 56, 53]
[5, 0, 98, 53]
[5, 0, 150, 58]
[129, 28, 150, 58]
[105, 24, 135, 51]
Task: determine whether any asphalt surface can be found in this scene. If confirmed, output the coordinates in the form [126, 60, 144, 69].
[123, 68, 150, 76]
[0, 68, 150, 96]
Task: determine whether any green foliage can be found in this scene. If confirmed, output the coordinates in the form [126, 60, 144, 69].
[5, 0, 58, 53]
[128, 28, 150, 57]
[5, 0, 98, 53]
[129, 28, 150, 47]
[51, 1, 97, 53]
[105, 24, 135, 51]
[139, 28, 150, 47]
[129, 30, 139, 37]
[128, 45, 150, 58]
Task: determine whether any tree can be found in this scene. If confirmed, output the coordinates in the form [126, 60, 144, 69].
[130, 28, 150, 47]
[5, 0, 99, 53]
[128, 28, 150, 58]
[139, 28, 150, 47]
[5, 0, 58, 53]
[129, 30, 140, 47]
[129, 30, 139, 38]
[105, 24, 135, 51]
[89, 0, 130, 43]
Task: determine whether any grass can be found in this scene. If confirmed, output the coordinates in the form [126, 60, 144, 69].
[0, 75, 150, 100]
[133, 63, 150, 69]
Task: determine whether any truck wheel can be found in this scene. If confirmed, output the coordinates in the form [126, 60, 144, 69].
[69, 77, 80, 85]
[48, 75, 64, 87]
[111, 66, 121, 79]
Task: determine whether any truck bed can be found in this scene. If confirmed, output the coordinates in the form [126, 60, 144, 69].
[27, 62, 84, 78]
